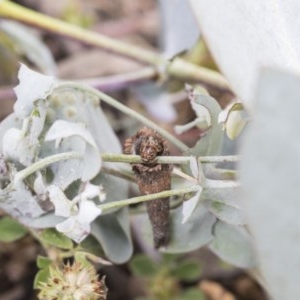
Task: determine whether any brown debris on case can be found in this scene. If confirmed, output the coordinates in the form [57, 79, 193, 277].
[124, 127, 173, 248]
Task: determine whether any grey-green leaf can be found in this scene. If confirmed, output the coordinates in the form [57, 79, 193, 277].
[129, 254, 159, 277]
[0, 181, 45, 223]
[184, 86, 223, 156]
[178, 288, 205, 300]
[37, 255, 52, 269]
[0, 21, 56, 75]
[40, 228, 73, 250]
[171, 259, 202, 281]
[204, 199, 246, 226]
[91, 208, 133, 264]
[181, 187, 202, 224]
[208, 221, 257, 268]
[0, 216, 27, 242]
[45, 119, 101, 186]
[141, 202, 215, 253]
[14, 64, 55, 118]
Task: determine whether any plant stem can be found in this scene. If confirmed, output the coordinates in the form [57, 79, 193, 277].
[14, 151, 83, 182]
[99, 185, 199, 212]
[101, 166, 135, 182]
[101, 153, 240, 164]
[57, 82, 190, 152]
[199, 155, 240, 163]
[0, 0, 230, 90]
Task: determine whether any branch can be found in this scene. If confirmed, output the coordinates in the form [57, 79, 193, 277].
[98, 185, 199, 212]
[14, 151, 83, 182]
[101, 153, 240, 164]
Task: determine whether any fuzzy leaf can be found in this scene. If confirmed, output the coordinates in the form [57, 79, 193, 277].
[157, 202, 215, 253]
[45, 120, 101, 187]
[0, 21, 56, 75]
[91, 208, 133, 264]
[34, 268, 50, 289]
[183, 86, 223, 156]
[47, 87, 129, 201]
[79, 235, 105, 257]
[0, 114, 21, 153]
[181, 187, 202, 224]
[92, 172, 128, 208]
[171, 259, 202, 281]
[204, 199, 247, 226]
[37, 255, 52, 269]
[178, 288, 205, 300]
[209, 221, 257, 268]
[159, 0, 199, 58]
[189, 156, 199, 178]
[0, 181, 45, 223]
[0, 216, 27, 242]
[14, 64, 55, 117]
[40, 228, 73, 250]
[129, 254, 159, 277]
[182, 179, 243, 225]
[74, 252, 97, 268]
[2, 99, 47, 166]
[240, 68, 300, 299]
[27, 213, 65, 228]
[188, 0, 300, 110]
[202, 179, 241, 207]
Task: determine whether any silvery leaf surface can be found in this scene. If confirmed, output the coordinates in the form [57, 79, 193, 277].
[208, 221, 257, 268]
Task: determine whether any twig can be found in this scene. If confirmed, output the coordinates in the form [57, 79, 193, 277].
[172, 167, 198, 184]
[101, 166, 135, 182]
[199, 155, 240, 163]
[14, 151, 83, 182]
[99, 185, 199, 212]
[101, 153, 240, 164]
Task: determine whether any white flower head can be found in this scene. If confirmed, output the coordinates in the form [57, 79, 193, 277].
[48, 184, 103, 243]
[80, 182, 106, 203]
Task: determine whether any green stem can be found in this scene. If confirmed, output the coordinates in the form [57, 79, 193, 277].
[0, 0, 230, 90]
[101, 153, 240, 164]
[199, 155, 239, 163]
[98, 185, 199, 212]
[57, 82, 190, 152]
[14, 151, 83, 182]
[101, 166, 135, 182]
